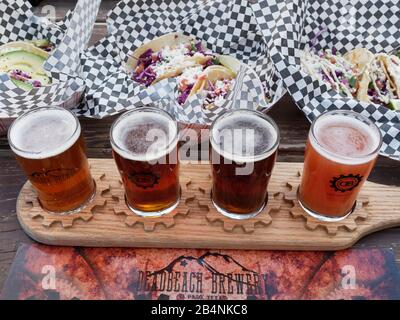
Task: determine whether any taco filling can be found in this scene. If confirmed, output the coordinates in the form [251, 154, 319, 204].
[358, 55, 393, 105]
[131, 38, 215, 87]
[301, 46, 400, 111]
[204, 78, 235, 108]
[300, 48, 360, 98]
[176, 66, 206, 104]
[187, 64, 237, 109]
[129, 33, 239, 108]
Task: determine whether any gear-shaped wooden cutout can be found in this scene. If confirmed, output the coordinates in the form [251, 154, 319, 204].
[192, 174, 281, 233]
[24, 173, 109, 228]
[109, 178, 194, 232]
[284, 172, 370, 235]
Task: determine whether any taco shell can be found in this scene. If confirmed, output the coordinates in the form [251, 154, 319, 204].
[344, 48, 374, 72]
[356, 69, 372, 103]
[379, 54, 400, 97]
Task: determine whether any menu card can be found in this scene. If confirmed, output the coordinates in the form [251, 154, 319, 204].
[1, 244, 399, 300]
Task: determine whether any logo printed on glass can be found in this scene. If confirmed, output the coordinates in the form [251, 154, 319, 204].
[128, 172, 160, 189]
[330, 174, 363, 193]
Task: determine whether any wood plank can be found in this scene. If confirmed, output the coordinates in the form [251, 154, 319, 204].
[16, 159, 400, 251]
[89, 24, 107, 46]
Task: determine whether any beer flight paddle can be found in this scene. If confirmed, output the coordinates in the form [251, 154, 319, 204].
[8, 106, 400, 250]
[14, 158, 400, 250]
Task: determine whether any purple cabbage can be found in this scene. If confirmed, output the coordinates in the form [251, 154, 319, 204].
[8, 70, 43, 88]
[140, 48, 153, 59]
[9, 69, 32, 80]
[32, 80, 42, 88]
[186, 41, 213, 57]
[368, 88, 377, 97]
[131, 48, 161, 86]
[207, 80, 215, 92]
[132, 66, 157, 86]
[206, 60, 214, 67]
[321, 73, 330, 82]
[177, 84, 194, 105]
[138, 49, 157, 69]
[206, 57, 221, 67]
[335, 70, 343, 78]
[195, 42, 203, 52]
[204, 80, 231, 102]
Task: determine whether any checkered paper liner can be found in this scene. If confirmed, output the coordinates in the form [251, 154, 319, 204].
[0, 0, 101, 121]
[78, 0, 286, 125]
[253, 0, 400, 160]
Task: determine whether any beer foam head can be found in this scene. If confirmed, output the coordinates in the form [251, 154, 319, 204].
[311, 112, 382, 165]
[211, 111, 279, 162]
[9, 107, 80, 159]
[111, 109, 178, 161]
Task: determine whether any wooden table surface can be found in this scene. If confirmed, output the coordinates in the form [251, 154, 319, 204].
[0, 0, 399, 289]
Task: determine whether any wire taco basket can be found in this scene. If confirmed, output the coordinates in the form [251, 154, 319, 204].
[0, 0, 101, 135]
[255, 0, 400, 160]
[79, 0, 286, 142]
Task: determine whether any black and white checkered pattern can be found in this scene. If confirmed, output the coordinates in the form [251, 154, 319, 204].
[0, 0, 101, 119]
[79, 0, 286, 124]
[254, 0, 400, 160]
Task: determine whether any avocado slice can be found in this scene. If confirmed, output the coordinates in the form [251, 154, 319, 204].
[28, 39, 50, 48]
[0, 49, 51, 90]
[27, 39, 53, 51]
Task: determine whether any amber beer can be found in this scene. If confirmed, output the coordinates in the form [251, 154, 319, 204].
[8, 107, 95, 213]
[210, 109, 280, 219]
[299, 110, 382, 221]
[110, 107, 180, 217]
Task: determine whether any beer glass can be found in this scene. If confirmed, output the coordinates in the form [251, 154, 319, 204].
[8, 107, 96, 214]
[298, 110, 382, 221]
[110, 107, 180, 217]
[210, 109, 280, 219]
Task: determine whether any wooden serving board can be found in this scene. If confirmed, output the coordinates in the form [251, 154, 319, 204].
[17, 159, 400, 251]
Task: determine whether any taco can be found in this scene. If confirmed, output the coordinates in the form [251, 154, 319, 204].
[128, 33, 217, 87]
[175, 65, 206, 104]
[301, 46, 400, 111]
[176, 55, 239, 107]
[300, 48, 361, 98]
[379, 54, 400, 98]
[192, 63, 237, 108]
[175, 55, 239, 106]
[0, 40, 52, 91]
[356, 53, 400, 110]
[343, 48, 374, 72]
